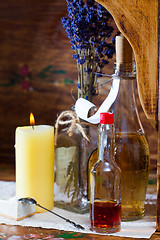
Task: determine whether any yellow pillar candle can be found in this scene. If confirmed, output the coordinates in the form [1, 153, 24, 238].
[15, 124, 54, 213]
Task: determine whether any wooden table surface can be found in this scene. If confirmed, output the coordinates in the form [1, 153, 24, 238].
[0, 163, 158, 240]
[0, 224, 150, 240]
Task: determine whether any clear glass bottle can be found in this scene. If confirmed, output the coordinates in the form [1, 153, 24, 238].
[90, 112, 121, 233]
[54, 111, 98, 213]
[110, 36, 150, 221]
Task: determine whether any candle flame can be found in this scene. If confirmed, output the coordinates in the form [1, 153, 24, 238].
[30, 112, 35, 126]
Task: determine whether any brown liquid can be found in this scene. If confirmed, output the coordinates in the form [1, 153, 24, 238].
[88, 132, 149, 221]
[115, 132, 149, 220]
[90, 200, 121, 233]
[88, 148, 98, 200]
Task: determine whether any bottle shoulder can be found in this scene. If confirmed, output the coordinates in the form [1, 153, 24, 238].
[92, 158, 121, 174]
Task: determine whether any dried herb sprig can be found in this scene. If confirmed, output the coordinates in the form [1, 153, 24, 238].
[62, 0, 120, 101]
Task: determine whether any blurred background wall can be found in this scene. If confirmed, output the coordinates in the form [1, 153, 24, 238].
[0, 0, 157, 176]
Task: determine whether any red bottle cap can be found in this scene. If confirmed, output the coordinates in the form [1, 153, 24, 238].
[100, 112, 114, 124]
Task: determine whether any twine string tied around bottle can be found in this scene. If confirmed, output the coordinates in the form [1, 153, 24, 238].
[55, 110, 90, 145]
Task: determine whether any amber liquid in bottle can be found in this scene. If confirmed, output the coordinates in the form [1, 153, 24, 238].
[90, 113, 121, 233]
[115, 132, 149, 220]
[90, 200, 121, 232]
[88, 132, 149, 220]
[88, 148, 98, 200]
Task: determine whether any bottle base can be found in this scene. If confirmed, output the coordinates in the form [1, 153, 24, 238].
[90, 225, 121, 233]
[121, 209, 145, 221]
[55, 201, 89, 214]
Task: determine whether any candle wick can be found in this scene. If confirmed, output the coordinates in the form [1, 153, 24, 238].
[32, 125, 34, 130]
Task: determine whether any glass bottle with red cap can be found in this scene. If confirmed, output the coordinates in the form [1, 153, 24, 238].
[90, 112, 121, 233]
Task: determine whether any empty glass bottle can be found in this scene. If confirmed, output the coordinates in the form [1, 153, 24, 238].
[54, 111, 97, 213]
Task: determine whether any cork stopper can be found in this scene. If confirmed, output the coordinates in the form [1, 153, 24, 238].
[116, 35, 133, 64]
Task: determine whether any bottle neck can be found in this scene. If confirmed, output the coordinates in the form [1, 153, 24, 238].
[98, 124, 115, 163]
[114, 62, 136, 78]
[111, 62, 144, 134]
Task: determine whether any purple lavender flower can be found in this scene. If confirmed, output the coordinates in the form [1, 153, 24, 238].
[61, 0, 120, 100]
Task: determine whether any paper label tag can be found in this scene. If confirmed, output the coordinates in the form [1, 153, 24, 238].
[56, 146, 78, 193]
[75, 78, 120, 124]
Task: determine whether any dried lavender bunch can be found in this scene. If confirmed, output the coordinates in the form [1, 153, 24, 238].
[62, 0, 119, 101]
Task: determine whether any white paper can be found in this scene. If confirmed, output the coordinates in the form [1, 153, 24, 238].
[0, 181, 156, 238]
[75, 78, 120, 124]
